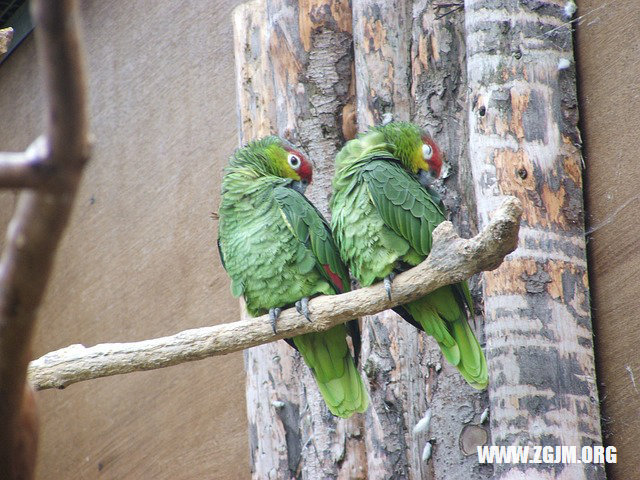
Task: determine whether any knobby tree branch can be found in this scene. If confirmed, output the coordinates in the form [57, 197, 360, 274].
[28, 197, 523, 391]
[0, 137, 55, 190]
[0, 1, 90, 478]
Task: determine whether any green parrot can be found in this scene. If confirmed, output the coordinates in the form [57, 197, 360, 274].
[217, 136, 369, 417]
[330, 122, 488, 389]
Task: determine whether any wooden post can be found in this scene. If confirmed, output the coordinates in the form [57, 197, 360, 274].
[265, 2, 365, 477]
[464, 0, 604, 478]
[236, 1, 600, 478]
[351, 2, 425, 478]
[234, 1, 366, 478]
[233, 3, 304, 479]
[410, 2, 491, 478]
[353, 2, 490, 478]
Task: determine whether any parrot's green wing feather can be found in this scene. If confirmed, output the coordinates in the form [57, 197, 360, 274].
[359, 158, 487, 389]
[273, 185, 368, 416]
[361, 159, 445, 257]
[216, 237, 245, 297]
[273, 186, 350, 292]
[218, 138, 369, 416]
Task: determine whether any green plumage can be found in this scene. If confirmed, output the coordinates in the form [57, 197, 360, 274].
[218, 136, 369, 417]
[330, 123, 488, 389]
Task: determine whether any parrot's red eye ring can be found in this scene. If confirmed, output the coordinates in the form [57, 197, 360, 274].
[288, 154, 301, 170]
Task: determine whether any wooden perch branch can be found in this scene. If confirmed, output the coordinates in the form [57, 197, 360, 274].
[0, 0, 89, 477]
[28, 197, 522, 391]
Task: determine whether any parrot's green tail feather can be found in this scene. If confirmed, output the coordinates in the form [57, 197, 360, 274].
[450, 317, 488, 389]
[405, 288, 488, 390]
[293, 327, 369, 418]
[316, 356, 369, 418]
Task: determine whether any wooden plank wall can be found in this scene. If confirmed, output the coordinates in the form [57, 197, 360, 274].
[577, 1, 640, 478]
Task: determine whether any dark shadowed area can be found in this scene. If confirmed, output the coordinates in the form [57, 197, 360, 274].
[0, 1, 248, 478]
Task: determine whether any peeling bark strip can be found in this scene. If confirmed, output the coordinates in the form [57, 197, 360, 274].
[464, 1, 604, 479]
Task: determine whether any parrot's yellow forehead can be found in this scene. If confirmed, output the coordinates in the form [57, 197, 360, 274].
[264, 144, 298, 180]
[410, 148, 425, 174]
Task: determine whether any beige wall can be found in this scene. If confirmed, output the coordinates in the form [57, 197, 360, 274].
[576, 1, 640, 479]
[0, 1, 248, 478]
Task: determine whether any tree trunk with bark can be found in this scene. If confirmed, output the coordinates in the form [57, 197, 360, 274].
[351, 2, 424, 477]
[235, 0, 605, 478]
[464, 0, 604, 478]
[234, 1, 366, 478]
[353, 2, 489, 478]
[234, 4, 305, 478]
[409, 2, 492, 478]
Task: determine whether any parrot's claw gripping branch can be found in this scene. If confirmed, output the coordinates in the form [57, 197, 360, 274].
[383, 273, 395, 301]
[269, 308, 282, 334]
[295, 298, 311, 322]
[27, 197, 523, 391]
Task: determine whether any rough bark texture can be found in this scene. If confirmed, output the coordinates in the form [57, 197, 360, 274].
[0, 27, 13, 56]
[352, 2, 420, 478]
[464, 1, 604, 478]
[235, 2, 366, 478]
[266, 2, 364, 478]
[353, 2, 489, 478]
[0, 1, 89, 478]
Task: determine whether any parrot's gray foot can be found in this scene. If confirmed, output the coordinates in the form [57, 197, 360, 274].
[384, 273, 396, 301]
[269, 307, 282, 334]
[295, 297, 311, 322]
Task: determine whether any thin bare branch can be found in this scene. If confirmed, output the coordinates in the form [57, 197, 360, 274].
[28, 197, 522, 391]
[0, 0, 90, 477]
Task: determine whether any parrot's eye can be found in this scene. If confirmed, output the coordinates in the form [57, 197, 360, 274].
[288, 154, 301, 170]
[422, 144, 433, 161]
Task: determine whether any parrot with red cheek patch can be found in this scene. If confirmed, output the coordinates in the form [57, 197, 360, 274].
[217, 136, 368, 417]
[330, 122, 488, 389]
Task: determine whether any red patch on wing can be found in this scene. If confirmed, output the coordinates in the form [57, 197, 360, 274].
[323, 264, 344, 292]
